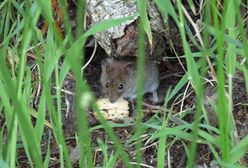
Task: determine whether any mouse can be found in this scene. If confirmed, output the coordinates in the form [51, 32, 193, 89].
[100, 58, 159, 103]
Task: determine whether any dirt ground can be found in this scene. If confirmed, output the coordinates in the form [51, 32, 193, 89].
[20, 43, 247, 167]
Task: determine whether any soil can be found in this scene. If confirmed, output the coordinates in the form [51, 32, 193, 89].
[20, 42, 247, 167]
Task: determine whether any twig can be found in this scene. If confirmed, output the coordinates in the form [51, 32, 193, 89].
[81, 39, 98, 71]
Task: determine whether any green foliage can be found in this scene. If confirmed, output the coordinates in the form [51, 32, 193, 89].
[0, 0, 247, 167]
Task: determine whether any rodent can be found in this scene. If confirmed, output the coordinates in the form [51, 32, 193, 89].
[100, 58, 159, 103]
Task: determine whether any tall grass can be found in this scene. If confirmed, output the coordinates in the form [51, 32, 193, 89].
[0, 0, 247, 167]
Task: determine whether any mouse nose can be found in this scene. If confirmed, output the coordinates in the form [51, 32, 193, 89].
[108, 92, 120, 103]
[109, 95, 119, 104]
[109, 98, 117, 104]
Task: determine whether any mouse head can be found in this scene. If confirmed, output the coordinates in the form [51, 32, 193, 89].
[101, 58, 135, 103]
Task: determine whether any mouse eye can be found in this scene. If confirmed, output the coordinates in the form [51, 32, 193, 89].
[105, 82, 109, 88]
[118, 84, 124, 90]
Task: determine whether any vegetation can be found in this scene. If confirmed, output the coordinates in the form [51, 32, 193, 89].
[0, 0, 247, 167]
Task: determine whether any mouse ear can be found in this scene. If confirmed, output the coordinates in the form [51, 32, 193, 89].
[101, 57, 114, 65]
[124, 62, 135, 72]
[101, 58, 113, 69]
[101, 58, 114, 73]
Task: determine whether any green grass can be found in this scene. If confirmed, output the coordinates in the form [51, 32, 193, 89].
[0, 0, 248, 167]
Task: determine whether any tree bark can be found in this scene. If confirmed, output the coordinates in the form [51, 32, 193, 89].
[86, 0, 169, 61]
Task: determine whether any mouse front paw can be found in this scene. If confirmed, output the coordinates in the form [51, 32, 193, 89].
[152, 91, 159, 103]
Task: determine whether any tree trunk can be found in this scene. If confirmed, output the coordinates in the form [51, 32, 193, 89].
[86, 0, 169, 61]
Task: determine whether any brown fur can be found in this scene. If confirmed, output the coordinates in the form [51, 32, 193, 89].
[101, 58, 159, 103]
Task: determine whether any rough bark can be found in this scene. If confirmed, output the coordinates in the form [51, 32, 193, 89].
[86, 0, 169, 61]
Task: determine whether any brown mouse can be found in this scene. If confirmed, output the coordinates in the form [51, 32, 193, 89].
[100, 58, 159, 103]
